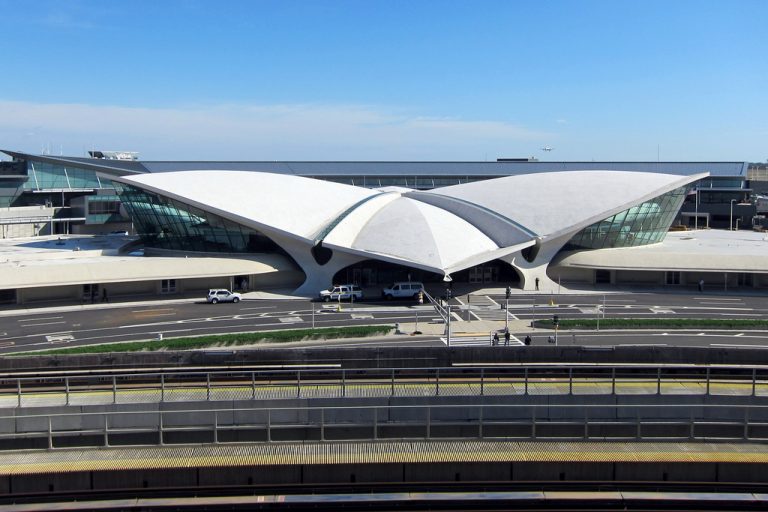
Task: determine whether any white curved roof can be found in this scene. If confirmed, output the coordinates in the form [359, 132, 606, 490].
[113, 169, 703, 275]
[424, 170, 703, 238]
[118, 170, 379, 239]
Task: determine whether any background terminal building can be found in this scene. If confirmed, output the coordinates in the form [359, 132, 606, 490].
[0, 149, 765, 304]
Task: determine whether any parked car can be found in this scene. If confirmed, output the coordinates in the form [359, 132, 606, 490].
[206, 289, 241, 304]
[382, 282, 424, 300]
[319, 284, 363, 302]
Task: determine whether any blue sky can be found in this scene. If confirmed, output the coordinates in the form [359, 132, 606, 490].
[1, 0, 766, 161]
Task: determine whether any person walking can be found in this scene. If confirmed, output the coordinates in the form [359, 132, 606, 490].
[524, 334, 531, 346]
[698, 279, 704, 292]
[492, 332, 499, 346]
[535, 277, 539, 291]
[504, 330, 511, 346]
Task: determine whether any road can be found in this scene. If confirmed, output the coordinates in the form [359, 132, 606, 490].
[0, 291, 767, 354]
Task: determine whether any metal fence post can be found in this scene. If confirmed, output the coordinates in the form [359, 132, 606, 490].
[569, 368, 573, 395]
[706, 367, 711, 395]
[436, 368, 440, 396]
[524, 368, 529, 396]
[391, 369, 395, 397]
[656, 368, 661, 395]
[689, 409, 695, 440]
[252, 371, 256, 400]
[480, 368, 485, 396]
[426, 406, 431, 440]
[297, 370, 301, 398]
[479, 405, 484, 439]
[65, 377, 70, 406]
[214, 411, 219, 444]
[159, 411, 164, 446]
[752, 368, 757, 397]
[342, 369, 346, 398]
[744, 407, 750, 440]
[112, 375, 117, 404]
[160, 373, 165, 403]
[206, 373, 211, 401]
[267, 409, 271, 443]
[16, 379, 21, 408]
[374, 407, 378, 440]
[321, 408, 325, 442]
[47, 416, 53, 450]
[104, 414, 109, 447]
[611, 367, 616, 395]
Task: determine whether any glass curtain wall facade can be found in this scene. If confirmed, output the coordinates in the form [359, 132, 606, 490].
[564, 186, 690, 250]
[114, 183, 289, 255]
[25, 161, 113, 191]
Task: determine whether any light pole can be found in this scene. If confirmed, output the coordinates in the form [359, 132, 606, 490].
[694, 187, 699, 230]
[730, 199, 737, 231]
[446, 304, 451, 347]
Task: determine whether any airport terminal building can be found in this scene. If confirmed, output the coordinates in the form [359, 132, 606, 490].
[0, 150, 763, 304]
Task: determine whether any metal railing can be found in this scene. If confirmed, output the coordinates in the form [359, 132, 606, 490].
[3, 402, 768, 450]
[2, 365, 768, 408]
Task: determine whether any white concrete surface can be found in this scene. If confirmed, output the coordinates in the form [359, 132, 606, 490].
[557, 229, 768, 273]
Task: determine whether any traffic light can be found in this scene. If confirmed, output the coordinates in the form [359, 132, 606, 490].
[505, 286, 511, 299]
[553, 315, 559, 326]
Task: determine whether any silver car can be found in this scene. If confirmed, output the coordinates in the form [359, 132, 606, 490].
[206, 289, 242, 304]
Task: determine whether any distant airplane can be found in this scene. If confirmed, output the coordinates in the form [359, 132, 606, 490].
[541, 146, 554, 152]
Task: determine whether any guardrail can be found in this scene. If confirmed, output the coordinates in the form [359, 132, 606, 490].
[4, 402, 768, 450]
[2, 365, 767, 408]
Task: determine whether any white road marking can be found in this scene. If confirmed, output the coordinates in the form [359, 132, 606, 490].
[351, 314, 374, 319]
[45, 334, 74, 343]
[279, 317, 302, 323]
[710, 344, 768, 349]
[18, 316, 62, 322]
[681, 306, 752, 311]
[19, 321, 66, 327]
[694, 297, 743, 301]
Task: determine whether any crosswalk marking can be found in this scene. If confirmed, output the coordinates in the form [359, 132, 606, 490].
[440, 335, 524, 347]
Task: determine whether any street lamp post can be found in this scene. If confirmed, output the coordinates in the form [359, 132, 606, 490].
[446, 305, 451, 347]
[730, 199, 737, 231]
[694, 187, 700, 230]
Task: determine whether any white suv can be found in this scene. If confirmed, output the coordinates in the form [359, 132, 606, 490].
[207, 289, 242, 304]
[319, 284, 363, 302]
[382, 282, 424, 300]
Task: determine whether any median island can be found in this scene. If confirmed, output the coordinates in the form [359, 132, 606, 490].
[16, 325, 395, 356]
[534, 318, 768, 330]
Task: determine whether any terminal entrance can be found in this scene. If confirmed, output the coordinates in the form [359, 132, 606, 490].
[333, 260, 442, 287]
[333, 259, 520, 288]
[450, 261, 521, 287]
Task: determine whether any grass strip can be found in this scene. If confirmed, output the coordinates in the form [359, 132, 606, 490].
[534, 318, 768, 330]
[19, 325, 395, 355]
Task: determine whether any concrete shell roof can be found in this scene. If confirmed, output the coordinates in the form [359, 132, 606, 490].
[116, 171, 379, 239]
[115, 169, 702, 273]
[426, 170, 703, 238]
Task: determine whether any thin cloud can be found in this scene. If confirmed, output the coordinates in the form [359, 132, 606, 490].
[0, 100, 551, 160]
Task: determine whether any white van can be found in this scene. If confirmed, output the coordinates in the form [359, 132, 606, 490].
[382, 282, 424, 300]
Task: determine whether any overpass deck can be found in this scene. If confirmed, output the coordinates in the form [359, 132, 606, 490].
[5, 378, 768, 408]
[3, 440, 768, 476]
